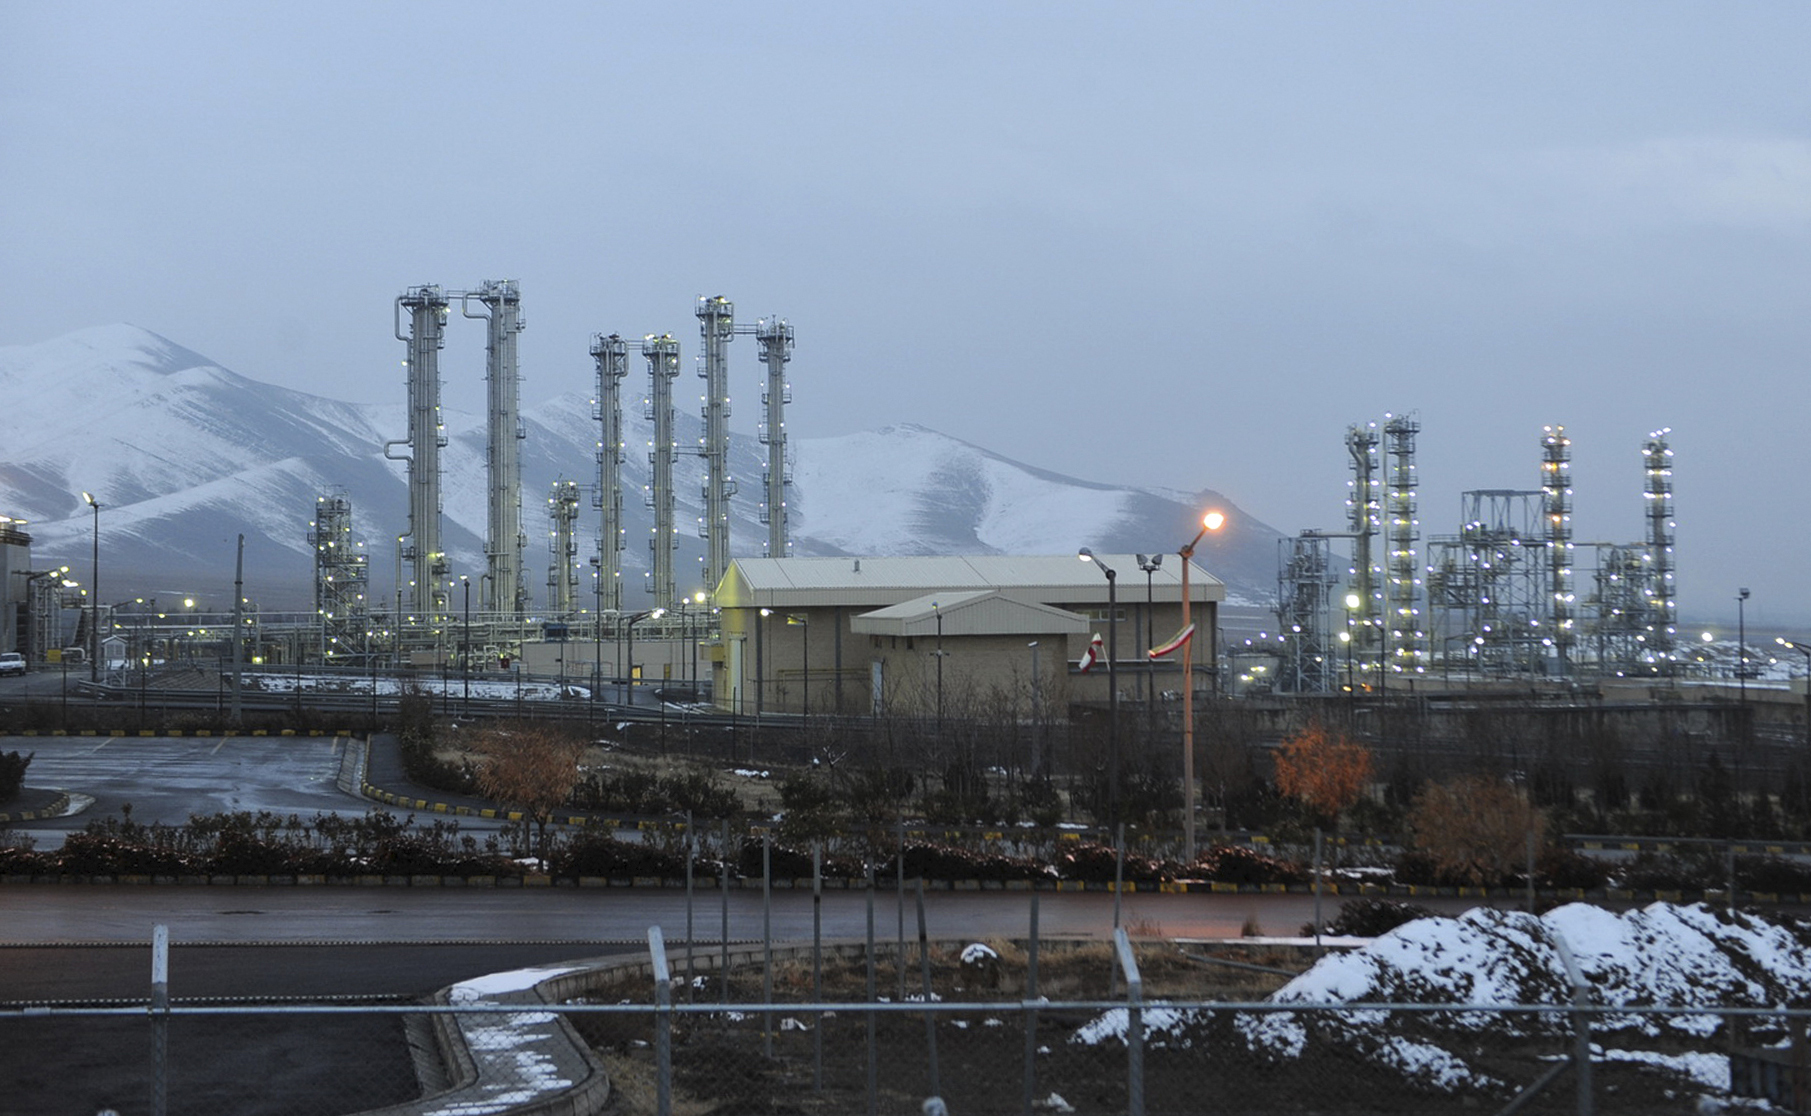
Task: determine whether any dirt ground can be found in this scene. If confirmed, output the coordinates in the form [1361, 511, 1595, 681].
[571, 940, 1708, 1116]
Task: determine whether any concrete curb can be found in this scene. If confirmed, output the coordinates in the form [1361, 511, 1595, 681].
[0, 792, 69, 823]
[351, 967, 612, 1116]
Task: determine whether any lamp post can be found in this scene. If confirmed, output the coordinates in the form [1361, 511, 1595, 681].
[624, 608, 664, 708]
[1137, 554, 1163, 728]
[1078, 548, 1121, 825]
[1737, 588, 1752, 704]
[692, 591, 706, 689]
[932, 601, 945, 740]
[590, 560, 602, 716]
[756, 608, 770, 716]
[82, 491, 100, 682]
[1776, 638, 1811, 750]
[787, 612, 810, 719]
[461, 576, 471, 717]
[1173, 512, 1225, 860]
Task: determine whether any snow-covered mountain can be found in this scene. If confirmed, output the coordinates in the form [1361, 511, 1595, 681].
[0, 325, 1283, 610]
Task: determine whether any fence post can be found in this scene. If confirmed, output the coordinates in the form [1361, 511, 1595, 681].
[1313, 827, 1324, 955]
[1552, 928, 1593, 1116]
[917, 879, 940, 1099]
[813, 839, 824, 1092]
[720, 819, 730, 999]
[649, 926, 673, 1116]
[1022, 888, 1040, 1116]
[867, 865, 879, 1116]
[763, 830, 774, 1060]
[151, 923, 168, 1116]
[1115, 926, 1144, 1116]
[685, 811, 695, 1003]
[1111, 823, 1125, 996]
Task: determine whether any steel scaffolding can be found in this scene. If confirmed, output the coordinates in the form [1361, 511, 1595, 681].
[590, 333, 630, 616]
[387, 285, 450, 621]
[642, 333, 681, 607]
[464, 280, 528, 616]
[308, 490, 369, 663]
[756, 316, 795, 558]
[695, 296, 737, 598]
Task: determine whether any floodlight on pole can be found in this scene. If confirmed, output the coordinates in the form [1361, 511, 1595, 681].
[1777, 638, 1811, 750]
[83, 491, 101, 683]
[1079, 547, 1121, 823]
[1173, 511, 1224, 861]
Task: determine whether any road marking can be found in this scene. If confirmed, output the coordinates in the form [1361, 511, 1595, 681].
[210, 737, 229, 755]
[85, 740, 111, 755]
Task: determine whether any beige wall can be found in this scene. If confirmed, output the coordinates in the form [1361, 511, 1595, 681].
[712, 599, 1219, 718]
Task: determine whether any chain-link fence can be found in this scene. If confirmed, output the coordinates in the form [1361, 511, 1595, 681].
[7, 954, 1805, 1116]
[0, 997, 1794, 1116]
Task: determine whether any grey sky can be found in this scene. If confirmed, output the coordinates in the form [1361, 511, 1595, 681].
[3, 3, 1807, 628]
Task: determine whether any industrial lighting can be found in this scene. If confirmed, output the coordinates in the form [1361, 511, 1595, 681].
[1173, 510, 1225, 860]
[1078, 547, 1121, 824]
[82, 491, 101, 683]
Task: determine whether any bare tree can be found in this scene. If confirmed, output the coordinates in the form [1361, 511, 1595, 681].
[472, 723, 586, 864]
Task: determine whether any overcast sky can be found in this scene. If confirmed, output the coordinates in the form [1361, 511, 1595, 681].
[4, 3, 1808, 630]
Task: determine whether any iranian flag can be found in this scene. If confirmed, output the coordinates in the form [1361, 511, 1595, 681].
[1148, 622, 1195, 660]
[1077, 633, 1105, 673]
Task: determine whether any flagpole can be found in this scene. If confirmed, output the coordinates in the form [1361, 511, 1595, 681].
[1177, 512, 1224, 863]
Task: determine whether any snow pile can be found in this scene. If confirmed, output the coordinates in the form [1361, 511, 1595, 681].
[1079, 902, 1811, 1096]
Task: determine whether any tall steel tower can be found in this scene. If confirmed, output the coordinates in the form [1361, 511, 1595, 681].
[590, 333, 629, 615]
[1643, 428, 1678, 666]
[463, 280, 528, 616]
[756, 315, 795, 558]
[643, 333, 681, 607]
[1541, 425, 1575, 672]
[1382, 414, 1422, 674]
[309, 490, 369, 662]
[1345, 422, 1381, 670]
[387, 285, 450, 619]
[695, 296, 736, 597]
[547, 479, 581, 615]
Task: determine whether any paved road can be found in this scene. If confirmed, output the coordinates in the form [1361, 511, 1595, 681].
[0, 941, 643, 1003]
[0, 882, 1494, 947]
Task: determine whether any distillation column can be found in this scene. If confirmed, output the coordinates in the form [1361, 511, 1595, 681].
[756, 316, 795, 558]
[309, 490, 370, 662]
[1643, 428, 1678, 666]
[643, 334, 681, 607]
[1541, 425, 1575, 673]
[388, 285, 450, 620]
[464, 280, 528, 616]
[591, 333, 629, 615]
[695, 296, 736, 596]
[1345, 422, 1382, 674]
[547, 479, 581, 616]
[1382, 414, 1423, 674]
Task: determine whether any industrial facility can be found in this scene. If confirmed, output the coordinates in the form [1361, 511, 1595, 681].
[1274, 417, 1685, 693]
[320, 288, 803, 679]
[4, 280, 1768, 719]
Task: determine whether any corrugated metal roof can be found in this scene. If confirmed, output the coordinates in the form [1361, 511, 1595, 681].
[851, 590, 1092, 638]
[718, 554, 1224, 609]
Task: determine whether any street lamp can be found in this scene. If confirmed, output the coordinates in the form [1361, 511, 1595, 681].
[756, 607, 771, 716]
[1737, 588, 1752, 705]
[82, 491, 100, 682]
[932, 601, 946, 739]
[1168, 512, 1225, 860]
[1079, 547, 1121, 825]
[1136, 554, 1163, 721]
[624, 607, 665, 707]
[1776, 638, 1811, 750]
[787, 612, 810, 718]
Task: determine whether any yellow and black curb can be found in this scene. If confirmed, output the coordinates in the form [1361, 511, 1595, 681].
[0, 792, 69, 824]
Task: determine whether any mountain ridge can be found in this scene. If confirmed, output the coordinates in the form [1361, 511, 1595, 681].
[1, 325, 1285, 610]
